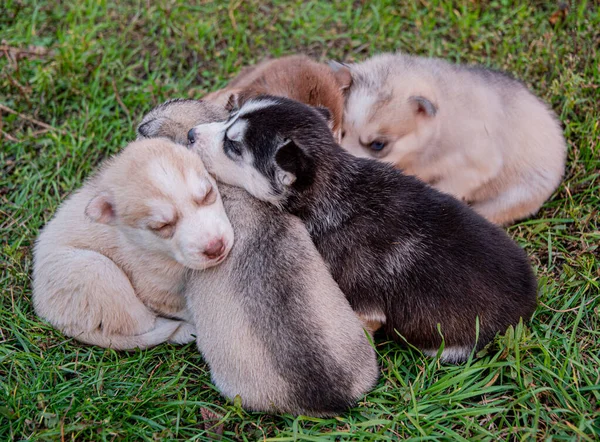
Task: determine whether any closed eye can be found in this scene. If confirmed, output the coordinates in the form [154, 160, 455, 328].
[147, 220, 176, 238]
[224, 133, 242, 157]
[194, 185, 217, 206]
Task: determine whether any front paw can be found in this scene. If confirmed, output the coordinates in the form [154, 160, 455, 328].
[169, 321, 197, 344]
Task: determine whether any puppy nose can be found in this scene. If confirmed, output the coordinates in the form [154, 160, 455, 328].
[203, 238, 225, 260]
[187, 128, 196, 145]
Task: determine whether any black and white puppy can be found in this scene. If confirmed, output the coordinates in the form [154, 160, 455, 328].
[188, 95, 538, 363]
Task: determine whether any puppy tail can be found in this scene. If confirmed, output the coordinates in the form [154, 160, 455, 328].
[73, 318, 184, 350]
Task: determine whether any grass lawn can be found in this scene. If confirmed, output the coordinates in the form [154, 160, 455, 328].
[1, 0, 599, 440]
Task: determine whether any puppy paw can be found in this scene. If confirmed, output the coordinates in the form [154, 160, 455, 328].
[169, 321, 197, 344]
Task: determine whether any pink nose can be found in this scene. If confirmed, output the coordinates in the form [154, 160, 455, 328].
[203, 238, 226, 260]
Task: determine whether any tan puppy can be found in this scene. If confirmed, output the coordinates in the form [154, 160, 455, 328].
[204, 55, 345, 140]
[33, 139, 234, 350]
[333, 53, 567, 225]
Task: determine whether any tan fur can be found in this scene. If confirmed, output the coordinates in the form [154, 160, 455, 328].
[337, 53, 567, 225]
[33, 139, 234, 349]
[205, 55, 345, 140]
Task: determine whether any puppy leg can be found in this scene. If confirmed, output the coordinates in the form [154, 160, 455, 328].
[423, 346, 472, 364]
[433, 162, 501, 203]
[471, 185, 546, 225]
[356, 310, 386, 335]
[34, 248, 173, 349]
[425, 147, 503, 202]
[168, 321, 197, 344]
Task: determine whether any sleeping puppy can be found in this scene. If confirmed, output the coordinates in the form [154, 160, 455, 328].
[33, 139, 234, 349]
[188, 96, 538, 363]
[137, 99, 378, 416]
[204, 55, 345, 140]
[330, 53, 567, 225]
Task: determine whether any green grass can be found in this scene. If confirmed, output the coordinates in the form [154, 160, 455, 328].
[1, 0, 599, 440]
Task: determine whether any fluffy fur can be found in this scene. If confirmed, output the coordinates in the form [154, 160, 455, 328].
[138, 99, 378, 416]
[33, 138, 234, 350]
[204, 55, 345, 140]
[190, 96, 538, 363]
[331, 53, 567, 225]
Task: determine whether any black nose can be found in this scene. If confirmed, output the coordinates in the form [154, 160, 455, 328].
[187, 128, 195, 145]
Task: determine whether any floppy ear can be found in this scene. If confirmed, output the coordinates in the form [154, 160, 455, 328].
[328, 60, 353, 92]
[274, 139, 315, 191]
[409, 96, 437, 117]
[85, 191, 116, 224]
[313, 106, 334, 131]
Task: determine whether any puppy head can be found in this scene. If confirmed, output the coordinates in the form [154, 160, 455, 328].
[331, 55, 439, 169]
[212, 55, 346, 142]
[137, 99, 228, 145]
[187, 96, 333, 206]
[85, 139, 234, 270]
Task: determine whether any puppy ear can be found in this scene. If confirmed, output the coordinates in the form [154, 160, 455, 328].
[85, 191, 116, 224]
[225, 92, 242, 112]
[328, 60, 353, 92]
[276, 168, 296, 188]
[409, 96, 437, 117]
[137, 118, 165, 139]
[274, 139, 314, 191]
[313, 106, 334, 131]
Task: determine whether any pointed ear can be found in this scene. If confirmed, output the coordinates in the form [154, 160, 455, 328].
[274, 139, 315, 191]
[328, 60, 353, 92]
[313, 106, 334, 131]
[225, 92, 239, 112]
[409, 96, 437, 117]
[85, 191, 116, 224]
[137, 118, 166, 139]
[224, 92, 242, 112]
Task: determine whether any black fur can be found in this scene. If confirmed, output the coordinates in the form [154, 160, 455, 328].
[224, 96, 538, 360]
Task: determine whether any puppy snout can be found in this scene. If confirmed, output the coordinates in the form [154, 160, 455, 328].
[203, 238, 226, 260]
[187, 128, 196, 145]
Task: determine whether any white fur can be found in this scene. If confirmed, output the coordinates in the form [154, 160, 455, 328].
[189, 121, 282, 206]
[423, 346, 472, 363]
[226, 119, 248, 142]
[237, 98, 278, 118]
[185, 168, 212, 202]
[344, 89, 378, 130]
[148, 158, 184, 201]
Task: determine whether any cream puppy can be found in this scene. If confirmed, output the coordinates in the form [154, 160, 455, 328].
[333, 53, 567, 225]
[33, 138, 234, 350]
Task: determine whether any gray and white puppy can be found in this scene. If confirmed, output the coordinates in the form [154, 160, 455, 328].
[331, 53, 567, 226]
[188, 96, 538, 364]
[137, 99, 378, 416]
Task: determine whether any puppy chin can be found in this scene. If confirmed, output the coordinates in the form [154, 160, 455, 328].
[179, 246, 232, 270]
[179, 257, 223, 271]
